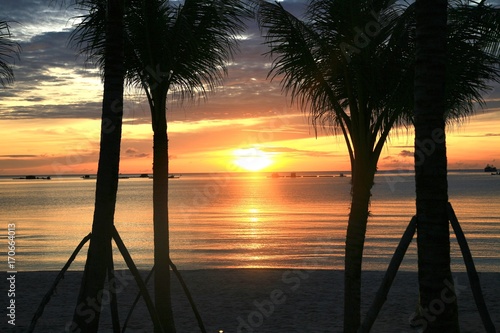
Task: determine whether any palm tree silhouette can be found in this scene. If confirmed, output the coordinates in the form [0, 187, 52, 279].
[414, 0, 459, 331]
[71, 1, 251, 331]
[414, 0, 499, 331]
[257, 0, 499, 331]
[69, 0, 125, 332]
[0, 20, 20, 87]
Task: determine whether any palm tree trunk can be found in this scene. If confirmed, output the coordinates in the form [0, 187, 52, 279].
[152, 91, 176, 333]
[414, 1, 459, 332]
[72, 0, 124, 331]
[343, 156, 375, 333]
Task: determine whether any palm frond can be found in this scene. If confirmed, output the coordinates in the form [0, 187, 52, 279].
[0, 20, 21, 87]
[71, 0, 251, 108]
[257, 0, 350, 133]
[166, 0, 251, 100]
[445, 0, 500, 122]
[69, 0, 107, 71]
[258, 0, 500, 149]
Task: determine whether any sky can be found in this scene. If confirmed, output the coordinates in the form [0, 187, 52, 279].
[1, 0, 499, 175]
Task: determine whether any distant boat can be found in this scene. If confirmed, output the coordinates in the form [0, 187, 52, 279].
[145, 174, 181, 179]
[13, 175, 51, 180]
[484, 164, 497, 172]
[336, 173, 346, 177]
[82, 174, 133, 179]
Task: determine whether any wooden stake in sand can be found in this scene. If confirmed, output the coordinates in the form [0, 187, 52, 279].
[28, 227, 207, 333]
[28, 233, 92, 333]
[360, 203, 496, 333]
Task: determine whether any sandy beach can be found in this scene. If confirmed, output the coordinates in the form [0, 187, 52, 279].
[1, 269, 499, 332]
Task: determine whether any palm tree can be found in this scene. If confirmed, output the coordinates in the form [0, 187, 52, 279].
[258, 2, 414, 331]
[69, 0, 125, 331]
[71, 1, 251, 331]
[414, 0, 499, 332]
[0, 20, 20, 87]
[413, 0, 459, 331]
[257, 0, 499, 331]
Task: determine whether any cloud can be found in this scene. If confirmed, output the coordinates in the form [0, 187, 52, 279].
[0, 0, 312, 124]
[0, 151, 99, 174]
[380, 149, 413, 168]
[3, 1, 81, 41]
[0, 102, 102, 119]
[449, 161, 484, 170]
[398, 150, 413, 158]
[458, 132, 500, 138]
[260, 146, 341, 158]
[0, 28, 103, 119]
[124, 147, 149, 158]
[379, 155, 413, 170]
[391, 145, 414, 149]
[0, 154, 38, 158]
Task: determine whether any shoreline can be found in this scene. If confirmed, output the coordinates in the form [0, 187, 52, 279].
[1, 269, 498, 332]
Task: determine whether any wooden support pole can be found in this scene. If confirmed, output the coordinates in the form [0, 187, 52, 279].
[447, 202, 496, 333]
[359, 216, 417, 332]
[112, 227, 165, 333]
[28, 233, 92, 332]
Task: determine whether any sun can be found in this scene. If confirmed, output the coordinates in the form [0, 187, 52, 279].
[233, 147, 274, 172]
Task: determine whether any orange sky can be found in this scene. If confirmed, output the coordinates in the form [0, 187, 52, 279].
[1, 1, 499, 176]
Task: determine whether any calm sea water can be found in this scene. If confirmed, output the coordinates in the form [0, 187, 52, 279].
[1, 171, 499, 272]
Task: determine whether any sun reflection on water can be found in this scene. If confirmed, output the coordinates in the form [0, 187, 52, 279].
[248, 208, 260, 223]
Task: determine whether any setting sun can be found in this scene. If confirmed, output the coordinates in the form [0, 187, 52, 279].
[233, 147, 274, 172]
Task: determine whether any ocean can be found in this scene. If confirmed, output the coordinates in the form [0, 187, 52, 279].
[1, 171, 499, 272]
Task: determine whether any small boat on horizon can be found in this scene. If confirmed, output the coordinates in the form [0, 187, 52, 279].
[141, 174, 181, 179]
[13, 175, 51, 180]
[484, 164, 497, 172]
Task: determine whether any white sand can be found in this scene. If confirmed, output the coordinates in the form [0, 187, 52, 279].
[1, 269, 499, 332]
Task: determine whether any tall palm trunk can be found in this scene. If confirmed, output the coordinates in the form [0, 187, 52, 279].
[344, 153, 376, 333]
[414, 0, 459, 332]
[72, 0, 124, 331]
[152, 89, 176, 333]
